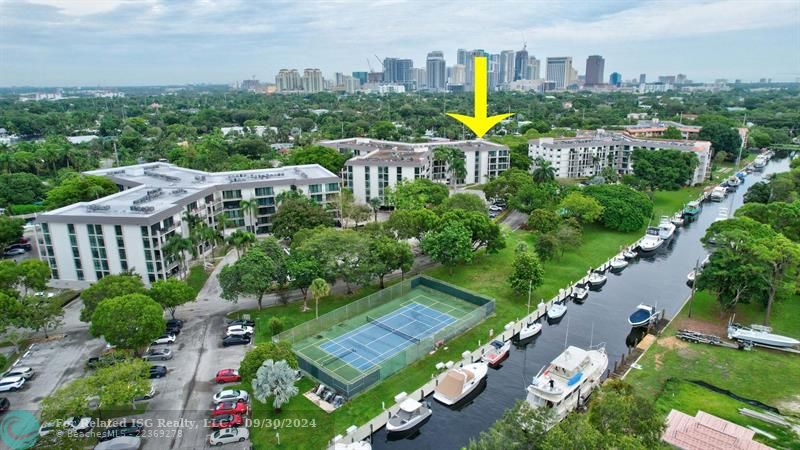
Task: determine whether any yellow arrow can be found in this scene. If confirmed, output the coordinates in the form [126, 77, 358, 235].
[447, 56, 514, 138]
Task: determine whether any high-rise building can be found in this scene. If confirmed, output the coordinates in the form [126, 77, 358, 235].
[457, 48, 467, 65]
[352, 71, 368, 85]
[275, 69, 302, 91]
[658, 75, 676, 84]
[302, 68, 323, 93]
[397, 59, 413, 82]
[676, 74, 687, 84]
[344, 76, 360, 94]
[639, 73, 646, 84]
[334, 72, 346, 87]
[545, 57, 573, 89]
[410, 68, 427, 90]
[426, 51, 447, 91]
[609, 72, 622, 87]
[464, 49, 487, 91]
[514, 45, 529, 81]
[528, 56, 540, 80]
[382, 58, 398, 83]
[499, 50, 515, 85]
[585, 55, 605, 86]
[451, 64, 466, 85]
[488, 54, 500, 91]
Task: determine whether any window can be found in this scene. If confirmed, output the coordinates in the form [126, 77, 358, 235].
[42, 223, 59, 279]
[255, 187, 274, 196]
[377, 167, 389, 200]
[87, 224, 109, 279]
[309, 184, 322, 194]
[396, 167, 402, 182]
[364, 169, 370, 201]
[115, 225, 128, 272]
[256, 197, 274, 207]
[346, 166, 353, 189]
[222, 190, 242, 200]
[326, 182, 339, 192]
[414, 167, 420, 179]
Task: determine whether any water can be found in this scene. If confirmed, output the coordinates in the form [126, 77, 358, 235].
[371, 158, 791, 450]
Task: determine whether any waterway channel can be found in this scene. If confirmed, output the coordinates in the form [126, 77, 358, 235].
[371, 157, 792, 450]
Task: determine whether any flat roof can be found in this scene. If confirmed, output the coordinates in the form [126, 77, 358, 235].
[320, 138, 508, 166]
[38, 162, 338, 225]
[530, 132, 710, 152]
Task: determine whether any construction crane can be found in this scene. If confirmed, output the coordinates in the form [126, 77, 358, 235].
[374, 54, 385, 69]
[366, 58, 374, 74]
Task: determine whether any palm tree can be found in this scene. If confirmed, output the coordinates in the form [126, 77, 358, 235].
[162, 234, 196, 278]
[215, 214, 233, 236]
[182, 210, 202, 232]
[309, 278, 330, 318]
[226, 229, 256, 258]
[192, 223, 222, 267]
[239, 199, 259, 233]
[368, 197, 381, 222]
[433, 146, 467, 188]
[532, 158, 556, 183]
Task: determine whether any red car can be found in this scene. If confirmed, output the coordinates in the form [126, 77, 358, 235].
[209, 414, 244, 429]
[211, 401, 248, 417]
[214, 369, 241, 384]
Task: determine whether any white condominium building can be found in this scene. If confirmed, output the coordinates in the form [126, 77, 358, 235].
[528, 131, 711, 185]
[319, 138, 510, 204]
[36, 163, 339, 288]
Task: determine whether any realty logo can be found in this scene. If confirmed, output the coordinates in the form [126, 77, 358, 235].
[0, 410, 40, 450]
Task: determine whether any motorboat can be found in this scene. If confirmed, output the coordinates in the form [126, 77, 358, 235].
[587, 271, 607, 287]
[658, 216, 676, 241]
[609, 257, 628, 271]
[546, 302, 568, 321]
[483, 339, 511, 367]
[671, 213, 685, 227]
[727, 175, 741, 187]
[638, 227, 663, 252]
[735, 171, 746, 181]
[518, 320, 543, 341]
[571, 285, 589, 303]
[727, 322, 800, 348]
[386, 398, 432, 433]
[683, 201, 701, 222]
[627, 304, 661, 327]
[753, 156, 767, 170]
[622, 247, 637, 259]
[526, 345, 608, 425]
[686, 269, 697, 286]
[709, 186, 727, 202]
[433, 362, 488, 406]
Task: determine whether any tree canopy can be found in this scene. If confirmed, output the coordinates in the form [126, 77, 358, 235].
[388, 178, 449, 210]
[583, 184, 654, 232]
[44, 174, 117, 209]
[630, 148, 699, 190]
[271, 194, 334, 240]
[89, 293, 165, 352]
[79, 273, 146, 323]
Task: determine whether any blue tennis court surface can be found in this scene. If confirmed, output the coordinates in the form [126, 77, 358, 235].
[320, 302, 456, 371]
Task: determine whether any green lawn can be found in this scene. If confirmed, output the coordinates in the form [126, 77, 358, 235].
[186, 265, 211, 294]
[233, 188, 700, 450]
[650, 186, 705, 219]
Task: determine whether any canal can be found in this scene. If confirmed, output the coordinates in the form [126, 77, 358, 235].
[371, 157, 791, 450]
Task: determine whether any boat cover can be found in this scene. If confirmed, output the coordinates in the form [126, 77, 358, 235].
[629, 309, 651, 324]
[567, 371, 583, 386]
[436, 368, 473, 400]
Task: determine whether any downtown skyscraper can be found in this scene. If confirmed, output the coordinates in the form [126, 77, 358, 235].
[514, 45, 529, 81]
[585, 55, 605, 86]
[426, 51, 446, 91]
[546, 56, 573, 89]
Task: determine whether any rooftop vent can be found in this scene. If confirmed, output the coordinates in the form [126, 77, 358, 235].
[132, 188, 164, 205]
[86, 204, 111, 212]
[130, 205, 155, 213]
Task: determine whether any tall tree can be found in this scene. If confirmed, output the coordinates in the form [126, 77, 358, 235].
[433, 146, 467, 188]
[226, 229, 256, 258]
[239, 199, 259, 233]
[385, 208, 439, 240]
[149, 279, 196, 319]
[43, 174, 117, 209]
[421, 222, 473, 274]
[558, 192, 604, 224]
[439, 193, 487, 215]
[369, 236, 413, 288]
[368, 197, 382, 222]
[218, 245, 278, 309]
[508, 244, 545, 295]
[286, 251, 326, 303]
[89, 294, 164, 352]
[531, 158, 556, 183]
[271, 195, 333, 240]
[309, 278, 330, 318]
[16, 294, 64, 338]
[79, 273, 146, 323]
[162, 234, 196, 278]
[0, 216, 23, 250]
[390, 179, 449, 210]
[17, 259, 51, 297]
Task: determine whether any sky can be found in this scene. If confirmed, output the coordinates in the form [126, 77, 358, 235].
[0, 0, 799, 87]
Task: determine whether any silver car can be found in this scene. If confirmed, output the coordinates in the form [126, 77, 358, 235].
[142, 348, 172, 361]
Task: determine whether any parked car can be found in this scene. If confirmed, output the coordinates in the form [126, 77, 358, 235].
[151, 334, 176, 345]
[222, 335, 250, 347]
[98, 421, 143, 441]
[94, 435, 142, 450]
[226, 319, 255, 328]
[211, 401, 248, 417]
[133, 385, 156, 402]
[166, 324, 181, 335]
[3, 248, 25, 257]
[64, 416, 93, 433]
[166, 319, 184, 329]
[33, 291, 55, 299]
[212, 389, 249, 404]
[208, 427, 249, 445]
[149, 366, 167, 379]
[1, 367, 34, 379]
[0, 376, 25, 392]
[214, 369, 241, 384]
[6, 243, 32, 252]
[225, 325, 254, 337]
[0, 397, 9, 413]
[209, 414, 244, 429]
[142, 348, 172, 361]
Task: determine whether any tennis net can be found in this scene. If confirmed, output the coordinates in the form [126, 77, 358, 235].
[366, 315, 420, 343]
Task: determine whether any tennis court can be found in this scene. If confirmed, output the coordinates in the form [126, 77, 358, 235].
[275, 276, 495, 397]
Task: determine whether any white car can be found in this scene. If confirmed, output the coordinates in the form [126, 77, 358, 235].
[225, 325, 253, 337]
[208, 427, 249, 446]
[212, 389, 249, 404]
[0, 376, 25, 392]
[151, 334, 176, 345]
[64, 416, 93, 432]
[1, 366, 34, 379]
[133, 384, 157, 402]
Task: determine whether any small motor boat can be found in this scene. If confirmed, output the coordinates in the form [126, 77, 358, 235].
[639, 227, 664, 252]
[628, 304, 661, 327]
[588, 272, 607, 287]
[483, 339, 511, 367]
[727, 322, 800, 348]
[547, 302, 567, 321]
[686, 270, 697, 286]
[622, 248, 637, 259]
[518, 321, 543, 340]
[609, 257, 628, 271]
[386, 398, 432, 433]
[671, 213, 685, 227]
[433, 362, 488, 406]
[571, 286, 589, 303]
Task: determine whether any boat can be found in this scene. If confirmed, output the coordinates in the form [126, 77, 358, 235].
[571, 286, 589, 303]
[622, 247, 637, 259]
[526, 345, 608, 425]
[609, 257, 628, 271]
[709, 186, 727, 202]
[753, 156, 767, 170]
[587, 271, 607, 287]
[386, 398, 432, 433]
[727, 175, 741, 187]
[627, 304, 661, 327]
[433, 362, 488, 406]
[483, 339, 511, 367]
[682, 200, 701, 222]
[727, 322, 800, 348]
[547, 301, 568, 321]
[686, 269, 696, 286]
[735, 171, 746, 181]
[671, 212, 685, 227]
[638, 227, 663, 252]
[518, 320, 543, 341]
[658, 216, 676, 241]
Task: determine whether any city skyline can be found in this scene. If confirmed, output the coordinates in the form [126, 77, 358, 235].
[1, 0, 798, 86]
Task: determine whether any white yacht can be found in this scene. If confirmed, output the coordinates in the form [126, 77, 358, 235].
[525, 345, 608, 425]
[433, 363, 488, 406]
[710, 186, 727, 202]
[658, 216, 676, 241]
[639, 227, 663, 252]
[386, 398, 432, 433]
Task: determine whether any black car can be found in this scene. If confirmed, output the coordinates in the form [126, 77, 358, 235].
[98, 421, 143, 441]
[166, 319, 184, 329]
[0, 397, 9, 414]
[149, 366, 167, 379]
[227, 319, 255, 328]
[222, 335, 251, 347]
[166, 324, 181, 335]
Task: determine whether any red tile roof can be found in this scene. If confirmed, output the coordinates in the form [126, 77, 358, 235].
[662, 410, 773, 450]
